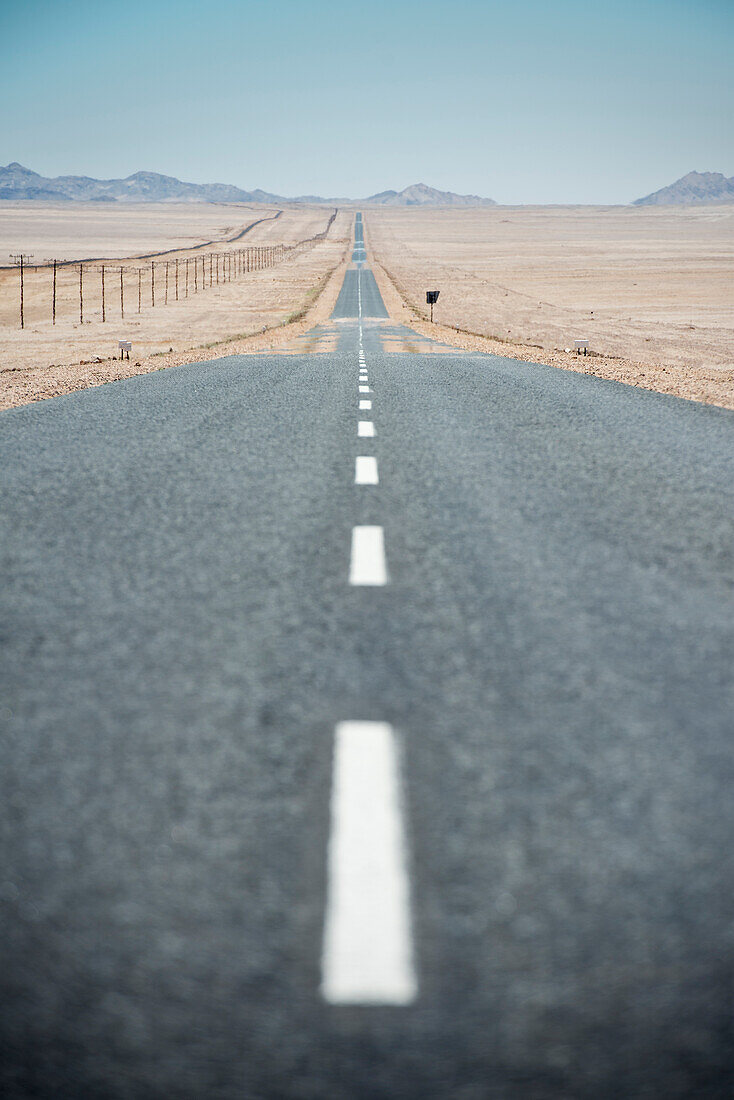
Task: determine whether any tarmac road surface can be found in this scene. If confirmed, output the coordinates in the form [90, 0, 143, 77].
[1, 221, 733, 1098]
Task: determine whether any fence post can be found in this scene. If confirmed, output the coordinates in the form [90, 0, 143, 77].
[79, 263, 84, 324]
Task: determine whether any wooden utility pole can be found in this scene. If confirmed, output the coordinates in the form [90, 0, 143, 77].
[43, 257, 58, 325]
[101, 264, 106, 322]
[151, 262, 155, 307]
[185, 257, 189, 297]
[138, 268, 142, 313]
[79, 263, 84, 324]
[120, 267, 124, 319]
[175, 258, 179, 301]
[10, 253, 33, 329]
[209, 254, 213, 287]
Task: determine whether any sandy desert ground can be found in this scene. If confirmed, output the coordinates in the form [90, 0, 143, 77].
[0, 203, 351, 407]
[366, 204, 734, 408]
[0, 201, 334, 266]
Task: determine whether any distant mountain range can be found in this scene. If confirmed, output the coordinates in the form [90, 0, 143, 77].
[6, 162, 734, 207]
[634, 171, 734, 205]
[0, 162, 289, 204]
[0, 164, 497, 207]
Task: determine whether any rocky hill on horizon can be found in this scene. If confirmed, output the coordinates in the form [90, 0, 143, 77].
[364, 182, 496, 206]
[634, 171, 734, 205]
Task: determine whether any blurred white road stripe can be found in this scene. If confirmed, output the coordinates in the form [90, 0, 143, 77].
[349, 525, 387, 585]
[355, 456, 379, 485]
[321, 721, 416, 1005]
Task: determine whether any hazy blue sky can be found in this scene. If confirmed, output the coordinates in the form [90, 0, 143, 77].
[1, 0, 732, 203]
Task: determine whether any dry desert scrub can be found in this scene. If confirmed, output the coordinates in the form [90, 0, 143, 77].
[0, 206, 352, 409]
[366, 206, 734, 412]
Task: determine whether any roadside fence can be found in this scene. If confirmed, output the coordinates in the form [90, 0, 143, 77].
[2, 243, 295, 330]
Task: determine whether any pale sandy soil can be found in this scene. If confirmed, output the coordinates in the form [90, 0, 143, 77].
[0, 201, 333, 265]
[0, 205, 350, 408]
[366, 205, 734, 409]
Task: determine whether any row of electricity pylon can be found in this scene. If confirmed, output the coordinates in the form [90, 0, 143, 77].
[6, 244, 289, 329]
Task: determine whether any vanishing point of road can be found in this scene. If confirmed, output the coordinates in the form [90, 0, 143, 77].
[2, 214, 733, 1098]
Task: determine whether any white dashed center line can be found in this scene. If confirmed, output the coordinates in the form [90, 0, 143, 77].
[321, 721, 416, 1005]
[359, 399, 372, 410]
[359, 385, 371, 393]
[355, 456, 379, 485]
[349, 525, 387, 585]
[358, 421, 375, 437]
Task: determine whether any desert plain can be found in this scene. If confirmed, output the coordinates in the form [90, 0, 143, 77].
[0, 202, 351, 407]
[367, 203, 734, 408]
[1, 199, 733, 409]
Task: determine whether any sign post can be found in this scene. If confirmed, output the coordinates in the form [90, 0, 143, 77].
[426, 290, 440, 323]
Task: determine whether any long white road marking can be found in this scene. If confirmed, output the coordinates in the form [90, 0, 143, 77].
[358, 421, 375, 437]
[359, 399, 372, 410]
[349, 525, 387, 585]
[355, 456, 379, 485]
[359, 385, 371, 393]
[321, 721, 416, 1005]
[358, 268, 362, 318]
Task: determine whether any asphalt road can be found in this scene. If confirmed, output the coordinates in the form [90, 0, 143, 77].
[1, 234, 734, 1097]
[332, 267, 388, 318]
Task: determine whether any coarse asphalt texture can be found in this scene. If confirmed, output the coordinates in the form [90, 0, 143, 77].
[1, 227, 734, 1097]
